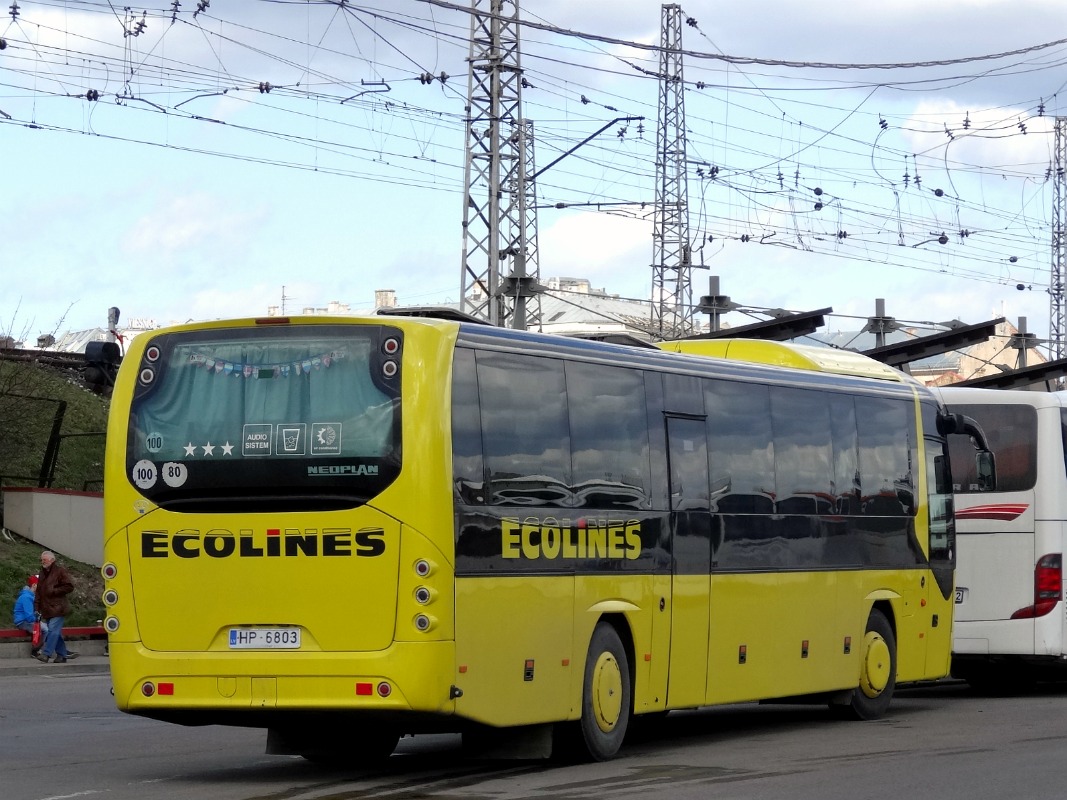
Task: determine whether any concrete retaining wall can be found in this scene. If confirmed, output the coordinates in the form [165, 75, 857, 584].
[2, 487, 104, 567]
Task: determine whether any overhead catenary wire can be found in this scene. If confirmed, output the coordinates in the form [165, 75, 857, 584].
[0, 0, 1062, 346]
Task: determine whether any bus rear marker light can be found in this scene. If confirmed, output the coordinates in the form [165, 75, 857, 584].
[104, 616, 120, 633]
[414, 559, 433, 577]
[356, 682, 373, 696]
[103, 589, 119, 606]
[101, 563, 118, 580]
[141, 682, 155, 697]
[377, 682, 392, 698]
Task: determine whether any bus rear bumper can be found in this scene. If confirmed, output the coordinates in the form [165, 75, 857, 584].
[109, 640, 457, 724]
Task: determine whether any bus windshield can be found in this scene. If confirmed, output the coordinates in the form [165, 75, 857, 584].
[125, 324, 402, 511]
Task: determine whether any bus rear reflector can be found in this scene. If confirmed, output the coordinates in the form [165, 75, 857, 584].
[1011, 553, 1062, 619]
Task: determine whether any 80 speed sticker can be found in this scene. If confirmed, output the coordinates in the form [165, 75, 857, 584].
[161, 462, 188, 488]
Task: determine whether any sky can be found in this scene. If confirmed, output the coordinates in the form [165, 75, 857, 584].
[3, 0, 1067, 357]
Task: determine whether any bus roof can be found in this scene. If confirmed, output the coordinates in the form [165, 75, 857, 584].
[936, 385, 1067, 407]
[658, 339, 908, 383]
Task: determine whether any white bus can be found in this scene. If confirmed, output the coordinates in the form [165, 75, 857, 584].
[939, 386, 1067, 687]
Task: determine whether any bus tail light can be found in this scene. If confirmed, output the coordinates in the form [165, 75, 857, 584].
[1011, 553, 1062, 619]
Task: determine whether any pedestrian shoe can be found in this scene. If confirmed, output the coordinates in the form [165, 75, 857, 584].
[33, 653, 50, 663]
[65, 652, 80, 660]
[52, 656, 67, 663]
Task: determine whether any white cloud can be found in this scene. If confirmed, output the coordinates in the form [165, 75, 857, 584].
[539, 210, 652, 295]
[121, 193, 265, 255]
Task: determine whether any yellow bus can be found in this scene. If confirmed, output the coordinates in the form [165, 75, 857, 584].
[99, 314, 984, 762]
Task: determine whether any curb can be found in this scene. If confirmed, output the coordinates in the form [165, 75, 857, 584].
[0, 658, 111, 678]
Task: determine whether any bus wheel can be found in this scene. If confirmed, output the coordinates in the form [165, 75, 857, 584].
[838, 608, 896, 720]
[578, 622, 631, 761]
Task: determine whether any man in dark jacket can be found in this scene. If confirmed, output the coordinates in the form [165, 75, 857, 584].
[34, 551, 79, 664]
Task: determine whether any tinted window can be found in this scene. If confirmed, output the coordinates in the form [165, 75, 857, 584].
[477, 352, 571, 506]
[829, 394, 861, 515]
[926, 438, 954, 564]
[125, 324, 401, 510]
[567, 361, 652, 509]
[946, 403, 1037, 493]
[770, 387, 833, 515]
[451, 348, 484, 505]
[856, 397, 915, 516]
[705, 380, 775, 514]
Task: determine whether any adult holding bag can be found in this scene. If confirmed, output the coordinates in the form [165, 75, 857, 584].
[34, 551, 79, 664]
[12, 574, 44, 658]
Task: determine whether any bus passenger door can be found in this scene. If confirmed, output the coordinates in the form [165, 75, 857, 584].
[665, 416, 712, 709]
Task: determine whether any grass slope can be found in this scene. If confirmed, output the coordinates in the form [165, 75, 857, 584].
[1, 358, 109, 628]
[0, 359, 109, 491]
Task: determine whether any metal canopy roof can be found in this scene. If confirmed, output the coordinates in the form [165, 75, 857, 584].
[953, 358, 1067, 389]
[684, 308, 832, 342]
[860, 317, 1005, 367]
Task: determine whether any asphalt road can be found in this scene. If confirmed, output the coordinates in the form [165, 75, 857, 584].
[2, 666, 1066, 800]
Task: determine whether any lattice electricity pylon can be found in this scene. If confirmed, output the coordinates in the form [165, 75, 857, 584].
[1051, 117, 1066, 361]
[497, 118, 543, 330]
[650, 3, 695, 340]
[459, 0, 538, 329]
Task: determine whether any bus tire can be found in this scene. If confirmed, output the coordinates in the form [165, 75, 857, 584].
[577, 622, 631, 761]
[838, 608, 896, 720]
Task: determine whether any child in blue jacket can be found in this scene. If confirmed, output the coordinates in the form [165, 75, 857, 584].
[13, 575, 43, 657]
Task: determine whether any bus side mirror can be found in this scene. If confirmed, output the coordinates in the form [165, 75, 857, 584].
[975, 450, 996, 492]
[84, 340, 122, 394]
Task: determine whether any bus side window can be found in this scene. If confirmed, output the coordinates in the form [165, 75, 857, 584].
[855, 397, 915, 516]
[946, 404, 1036, 493]
[477, 352, 571, 507]
[451, 348, 484, 505]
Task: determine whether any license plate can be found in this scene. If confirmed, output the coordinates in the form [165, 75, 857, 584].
[228, 628, 301, 649]
[955, 587, 967, 604]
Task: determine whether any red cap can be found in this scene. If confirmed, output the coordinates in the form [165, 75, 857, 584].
[28, 575, 38, 587]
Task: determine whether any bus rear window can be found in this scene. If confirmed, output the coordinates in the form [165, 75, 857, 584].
[125, 324, 402, 510]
